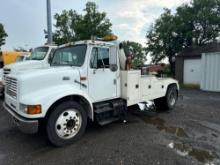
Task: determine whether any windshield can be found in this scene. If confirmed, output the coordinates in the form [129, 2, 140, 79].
[30, 47, 49, 60]
[16, 56, 24, 62]
[51, 45, 87, 66]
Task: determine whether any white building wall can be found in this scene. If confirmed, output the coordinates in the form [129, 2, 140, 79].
[201, 53, 220, 92]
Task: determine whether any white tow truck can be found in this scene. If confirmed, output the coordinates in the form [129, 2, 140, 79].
[3, 37, 179, 146]
[3, 45, 57, 79]
[15, 54, 30, 62]
[0, 45, 57, 96]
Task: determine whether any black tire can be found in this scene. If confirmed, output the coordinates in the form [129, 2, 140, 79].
[46, 101, 87, 147]
[154, 85, 178, 111]
[0, 88, 5, 99]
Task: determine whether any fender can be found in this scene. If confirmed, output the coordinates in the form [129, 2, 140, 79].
[20, 84, 94, 120]
[164, 79, 179, 91]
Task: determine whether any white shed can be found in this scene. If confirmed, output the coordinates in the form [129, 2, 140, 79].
[176, 43, 220, 92]
[201, 52, 220, 92]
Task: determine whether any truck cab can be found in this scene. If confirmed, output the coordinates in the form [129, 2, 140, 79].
[15, 54, 30, 62]
[3, 45, 57, 79]
[0, 51, 31, 94]
[0, 45, 57, 95]
[3, 38, 179, 146]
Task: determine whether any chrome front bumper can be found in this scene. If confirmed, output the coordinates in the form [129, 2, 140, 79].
[3, 102, 39, 134]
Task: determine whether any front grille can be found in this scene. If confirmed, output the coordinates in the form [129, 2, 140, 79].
[3, 68, 11, 75]
[5, 76, 17, 99]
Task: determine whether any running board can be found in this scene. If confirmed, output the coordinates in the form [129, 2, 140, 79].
[98, 117, 120, 126]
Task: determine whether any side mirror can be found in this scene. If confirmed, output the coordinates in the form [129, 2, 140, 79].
[91, 59, 98, 69]
[91, 52, 98, 69]
[48, 49, 55, 64]
[110, 64, 118, 72]
[48, 55, 53, 64]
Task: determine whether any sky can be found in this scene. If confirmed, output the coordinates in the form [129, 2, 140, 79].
[0, 0, 191, 59]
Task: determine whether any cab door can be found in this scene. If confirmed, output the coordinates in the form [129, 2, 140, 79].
[88, 46, 117, 102]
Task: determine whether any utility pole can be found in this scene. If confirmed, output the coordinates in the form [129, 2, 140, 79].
[46, 0, 53, 44]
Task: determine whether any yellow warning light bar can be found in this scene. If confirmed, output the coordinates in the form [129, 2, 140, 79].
[102, 34, 118, 41]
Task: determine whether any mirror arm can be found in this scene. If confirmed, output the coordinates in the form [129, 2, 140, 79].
[101, 59, 105, 71]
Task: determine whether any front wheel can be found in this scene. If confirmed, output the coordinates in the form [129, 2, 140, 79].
[46, 101, 87, 147]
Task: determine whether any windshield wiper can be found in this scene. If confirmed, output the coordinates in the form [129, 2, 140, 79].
[30, 58, 41, 60]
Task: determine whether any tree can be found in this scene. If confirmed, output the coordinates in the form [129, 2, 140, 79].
[53, 2, 112, 45]
[0, 23, 8, 49]
[53, 10, 82, 44]
[76, 2, 112, 40]
[123, 41, 146, 68]
[146, 0, 220, 76]
[175, 0, 220, 47]
[146, 9, 181, 75]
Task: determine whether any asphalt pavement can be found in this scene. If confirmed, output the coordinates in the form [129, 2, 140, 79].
[0, 89, 220, 165]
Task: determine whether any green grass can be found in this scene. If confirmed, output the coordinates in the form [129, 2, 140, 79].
[180, 84, 200, 89]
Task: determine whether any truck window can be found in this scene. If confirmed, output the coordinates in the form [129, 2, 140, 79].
[90, 47, 109, 69]
[16, 56, 25, 62]
[51, 45, 87, 66]
[30, 47, 49, 60]
[109, 46, 117, 65]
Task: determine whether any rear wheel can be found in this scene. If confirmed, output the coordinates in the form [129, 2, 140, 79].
[154, 85, 178, 111]
[46, 101, 87, 147]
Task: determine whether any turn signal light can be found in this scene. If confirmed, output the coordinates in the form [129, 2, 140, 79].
[27, 105, 42, 115]
[80, 76, 87, 81]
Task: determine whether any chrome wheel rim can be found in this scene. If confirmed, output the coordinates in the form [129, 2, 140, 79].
[55, 109, 82, 139]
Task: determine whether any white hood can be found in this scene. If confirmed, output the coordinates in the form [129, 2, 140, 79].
[12, 66, 80, 97]
[3, 60, 49, 74]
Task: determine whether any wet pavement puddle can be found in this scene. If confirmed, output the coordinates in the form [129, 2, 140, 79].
[168, 142, 219, 164]
[140, 116, 188, 138]
[139, 116, 220, 164]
